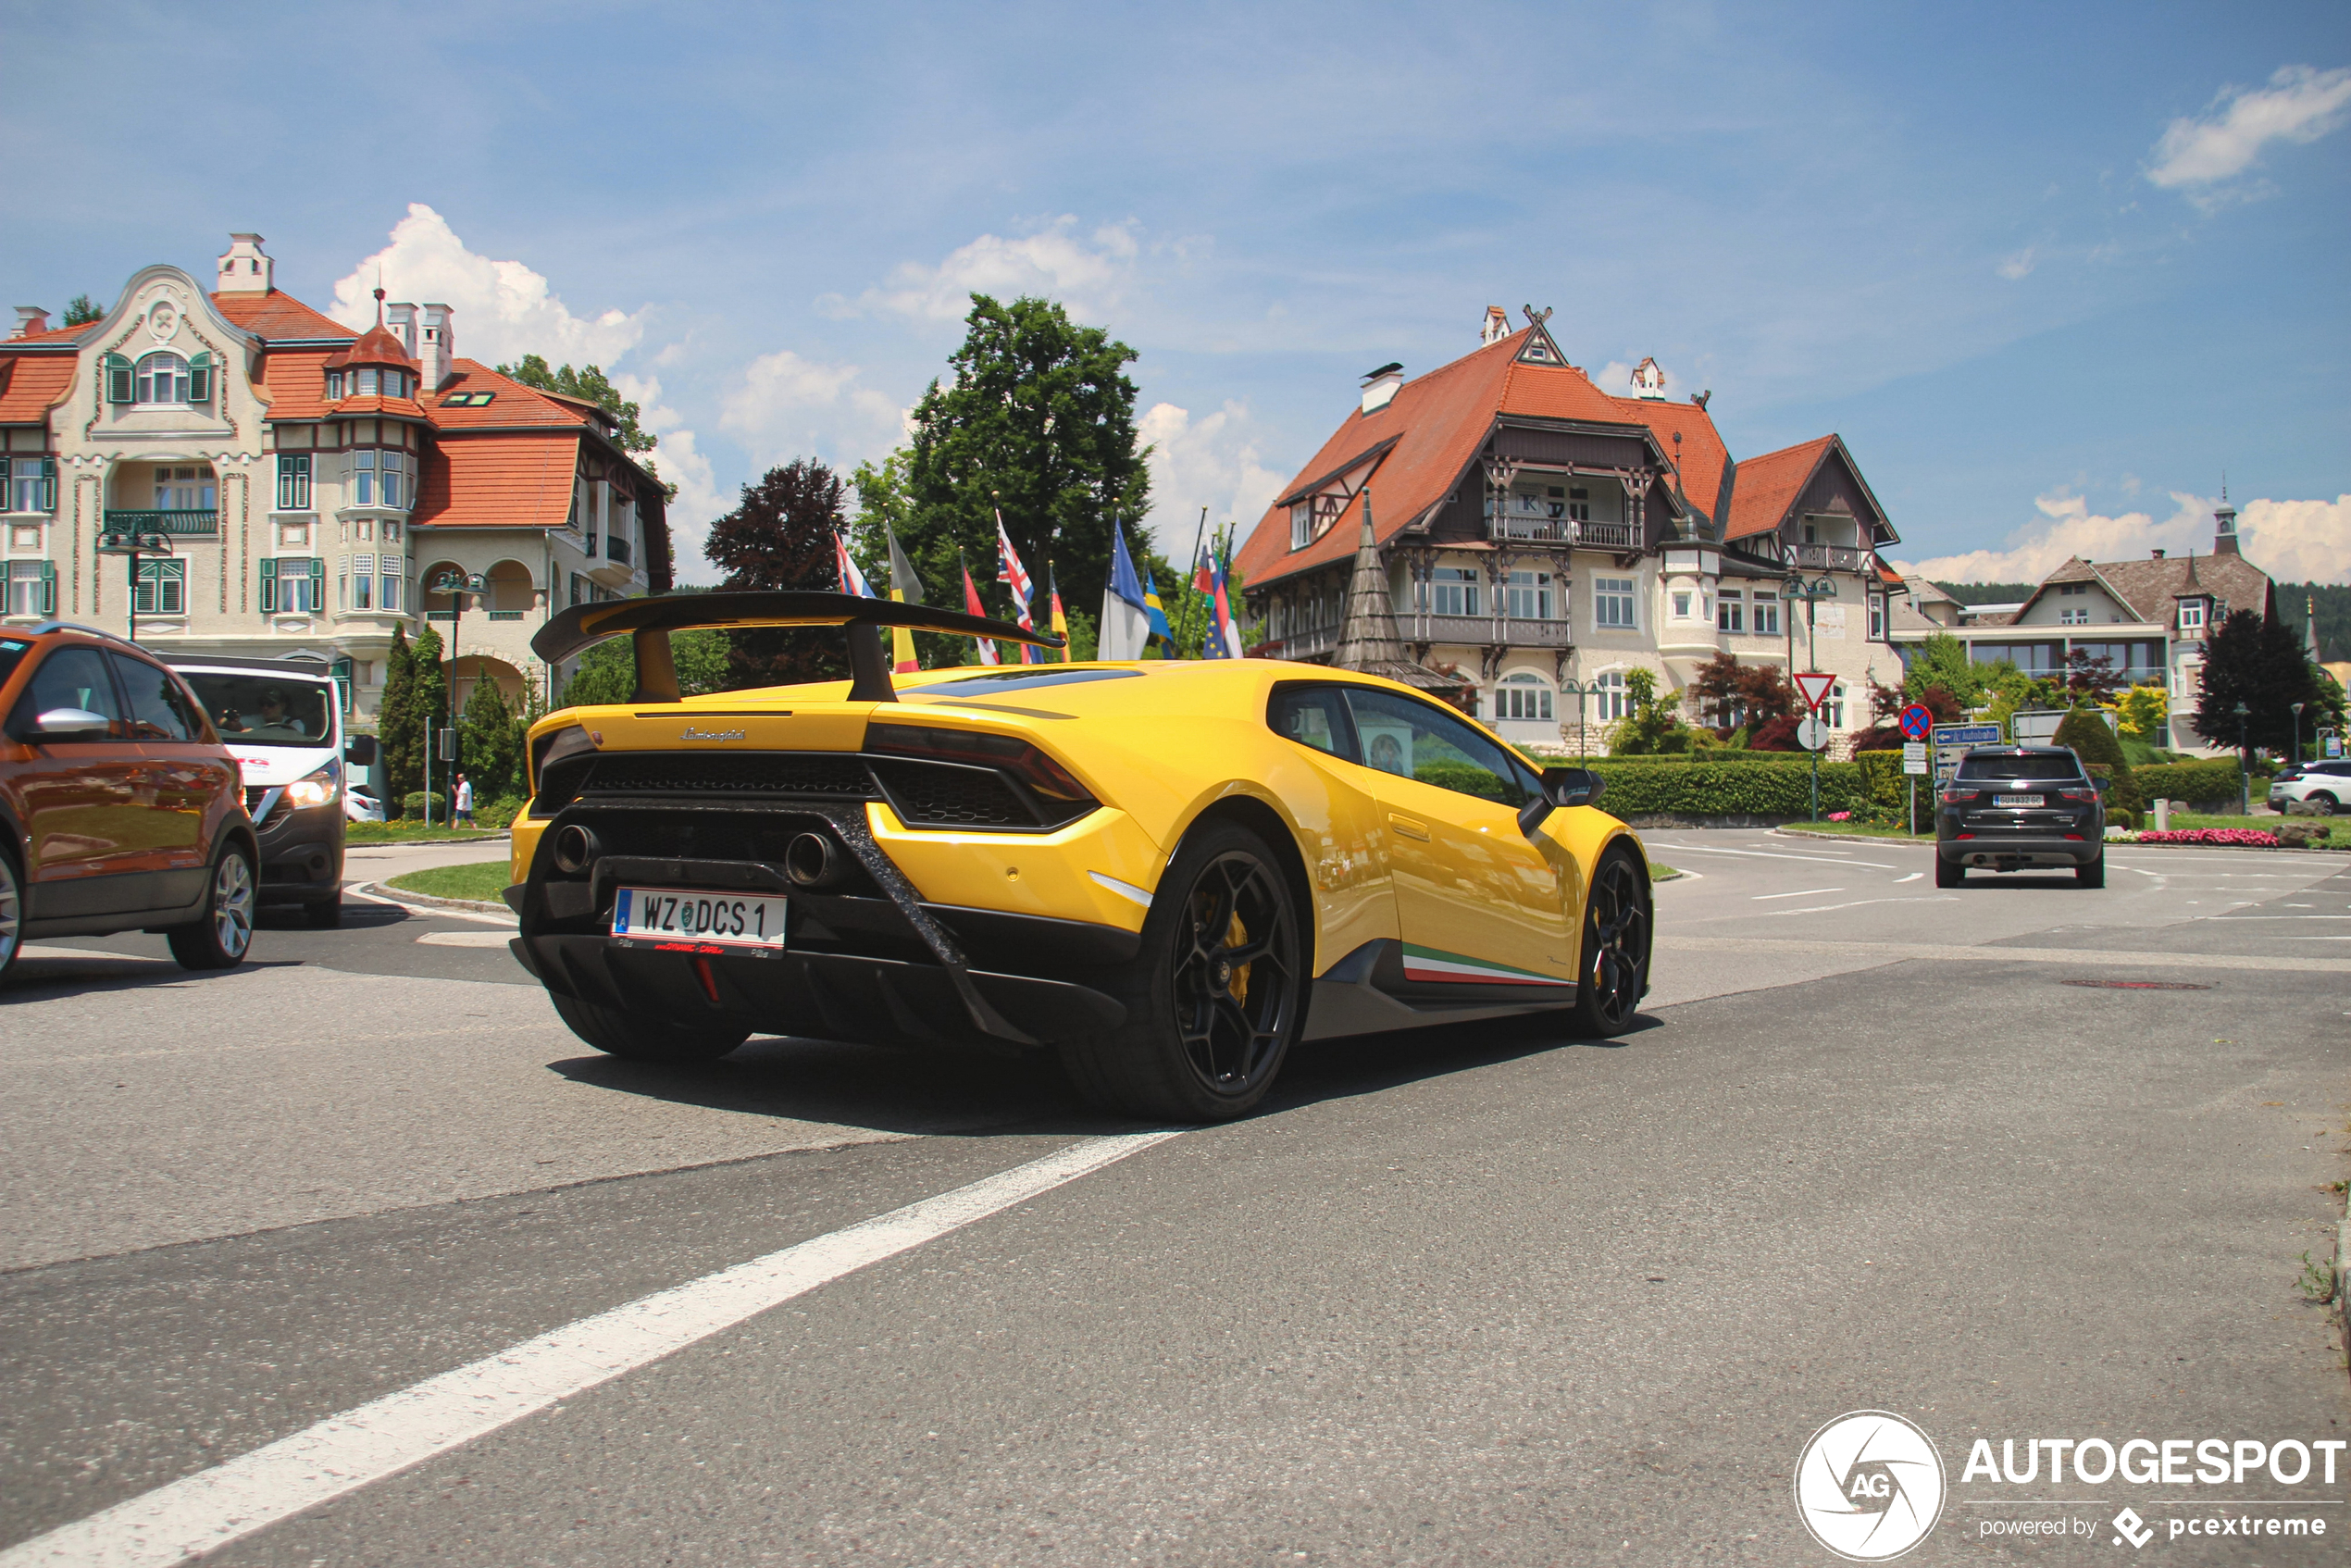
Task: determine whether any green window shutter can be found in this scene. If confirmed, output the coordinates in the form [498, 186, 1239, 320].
[39, 561, 56, 616]
[187, 352, 214, 404]
[40, 456, 56, 513]
[103, 352, 132, 404]
[308, 558, 324, 604]
[258, 557, 277, 614]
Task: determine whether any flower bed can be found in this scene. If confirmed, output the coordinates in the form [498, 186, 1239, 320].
[2121, 828, 2281, 847]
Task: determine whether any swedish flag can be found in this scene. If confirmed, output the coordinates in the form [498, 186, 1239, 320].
[1142, 566, 1174, 647]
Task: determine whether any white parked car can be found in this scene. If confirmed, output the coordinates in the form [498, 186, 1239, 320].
[345, 786, 386, 824]
[2269, 760, 2351, 815]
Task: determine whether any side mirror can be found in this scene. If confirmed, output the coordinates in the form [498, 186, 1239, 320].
[344, 734, 379, 766]
[1517, 765, 1606, 836]
[31, 707, 114, 742]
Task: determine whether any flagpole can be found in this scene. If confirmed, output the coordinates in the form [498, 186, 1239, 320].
[1181, 505, 1208, 658]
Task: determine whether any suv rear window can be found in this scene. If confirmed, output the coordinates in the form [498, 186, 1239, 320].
[1956, 753, 2086, 781]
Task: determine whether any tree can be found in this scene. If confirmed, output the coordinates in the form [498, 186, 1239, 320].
[2113, 683, 2169, 739]
[376, 625, 421, 808]
[460, 675, 521, 802]
[495, 355, 656, 458]
[1604, 668, 1692, 755]
[558, 628, 731, 708]
[706, 460, 852, 687]
[1688, 653, 1797, 735]
[2059, 648, 2123, 705]
[902, 294, 1150, 642]
[2194, 608, 2328, 758]
[62, 294, 102, 327]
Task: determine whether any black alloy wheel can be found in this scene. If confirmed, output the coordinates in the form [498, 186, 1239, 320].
[1064, 819, 1304, 1121]
[1567, 846, 1649, 1038]
[168, 842, 255, 970]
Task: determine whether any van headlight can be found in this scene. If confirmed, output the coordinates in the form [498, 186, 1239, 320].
[285, 759, 341, 808]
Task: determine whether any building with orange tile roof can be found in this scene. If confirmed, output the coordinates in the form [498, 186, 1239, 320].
[1233, 310, 1903, 752]
[0, 234, 670, 731]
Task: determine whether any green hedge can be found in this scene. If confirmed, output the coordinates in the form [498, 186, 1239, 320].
[1590, 759, 1868, 816]
[2132, 759, 2245, 806]
[401, 790, 449, 820]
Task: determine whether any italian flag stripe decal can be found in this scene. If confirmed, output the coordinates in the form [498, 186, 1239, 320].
[1400, 943, 1573, 987]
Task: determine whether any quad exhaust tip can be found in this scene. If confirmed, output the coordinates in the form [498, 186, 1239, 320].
[785, 832, 844, 890]
[552, 823, 600, 875]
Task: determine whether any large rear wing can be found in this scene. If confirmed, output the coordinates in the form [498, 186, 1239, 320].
[529, 591, 1064, 703]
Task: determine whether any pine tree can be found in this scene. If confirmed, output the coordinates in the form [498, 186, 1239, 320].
[704, 460, 851, 687]
[377, 625, 421, 809]
[461, 676, 520, 802]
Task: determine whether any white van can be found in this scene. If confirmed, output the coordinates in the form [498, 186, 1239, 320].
[161, 653, 375, 928]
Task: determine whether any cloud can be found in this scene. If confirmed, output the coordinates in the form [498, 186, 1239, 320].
[715, 347, 906, 476]
[1137, 400, 1287, 563]
[1996, 247, 2036, 280]
[2237, 495, 2351, 585]
[1895, 490, 2351, 586]
[612, 372, 726, 585]
[331, 204, 649, 368]
[2146, 65, 2351, 204]
[834, 218, 1141, 322]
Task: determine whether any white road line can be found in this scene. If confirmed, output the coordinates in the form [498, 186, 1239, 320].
[1647, 844, 1899, 870]
[0, 1131, 1181, 1568]
[1895, 872, 1923, 884]
[1753, 888, 1844, 901]
[1772, 896, 1960, 915]
[413, 931, 522, 947]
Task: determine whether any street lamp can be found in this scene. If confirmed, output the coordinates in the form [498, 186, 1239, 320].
[427, 567, 488, 704]
[2291, 700, 2307, 767]
[2233, 700, 2251, 815]
[96, 529, 172, 643]
[1558, 677, 1605, 765]
[1783, 573, 1840, 819]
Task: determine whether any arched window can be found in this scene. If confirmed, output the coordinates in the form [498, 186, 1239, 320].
[1492, 671, 1554, 722]
[135, 352, 189, 404]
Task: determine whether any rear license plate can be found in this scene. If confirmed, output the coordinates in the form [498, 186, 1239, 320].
[1994, 794, 2044, 807]
[612, 886, 785, 951]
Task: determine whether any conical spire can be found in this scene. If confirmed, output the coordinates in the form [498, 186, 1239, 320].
[1329, 489, 1468, 696]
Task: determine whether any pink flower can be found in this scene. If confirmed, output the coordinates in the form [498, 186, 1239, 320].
[2133, 828, 2280, 848]
[1828, 812, 1851, 822]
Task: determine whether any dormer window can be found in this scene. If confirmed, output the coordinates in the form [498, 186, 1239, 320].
[2178, 599, 2206, 631]
[1289, 501, 1312, 551]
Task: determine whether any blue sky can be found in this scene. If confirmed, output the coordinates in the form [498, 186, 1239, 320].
[6, 1, 2345, 584]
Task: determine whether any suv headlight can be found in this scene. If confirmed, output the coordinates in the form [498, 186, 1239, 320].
[285, 758, 341, 808]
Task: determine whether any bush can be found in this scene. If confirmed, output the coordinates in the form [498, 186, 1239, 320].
[2053, 708, 2125, 769]
[402, 791, 449, 821]
[2085, 763, 2147, 822]
[1590, 759, 1869, 817]
[478, 795, 527, 830]
[2133, 759, 2245, 809]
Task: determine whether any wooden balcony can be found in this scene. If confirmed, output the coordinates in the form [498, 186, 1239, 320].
[1404, 613, 1574, 648]
[1489, 514, 1638, 550]
[1788, 542, 1869, 571]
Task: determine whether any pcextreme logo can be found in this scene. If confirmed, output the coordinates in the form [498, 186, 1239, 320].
[1795, 1411, 1947, 1562]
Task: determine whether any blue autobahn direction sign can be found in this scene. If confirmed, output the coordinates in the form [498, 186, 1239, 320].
[1932, 723, 2003, 787]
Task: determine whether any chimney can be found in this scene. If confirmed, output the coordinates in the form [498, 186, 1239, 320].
[1481, 305, 1510, 346]
[1631, 356, 1668, 400]
[384, 302, 417, 360]
[2212, 487, 2239, 556]
[1360, 362, 1404, 416]
[2150, 548, 2165, 559]
[217, 233, 273, 294]
[418, 303, 455, 391]
[12, 306, 49, 339]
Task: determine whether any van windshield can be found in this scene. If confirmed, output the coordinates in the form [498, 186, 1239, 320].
[182, 673, 334, 747]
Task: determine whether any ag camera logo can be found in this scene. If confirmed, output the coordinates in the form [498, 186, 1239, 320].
[1795, 1411, 1947, 1561]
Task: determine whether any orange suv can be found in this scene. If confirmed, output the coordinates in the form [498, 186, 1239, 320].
[0, 623, 258, 983]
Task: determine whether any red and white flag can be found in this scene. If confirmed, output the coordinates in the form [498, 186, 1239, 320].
[994, 510, 1039, 665]
[961, 556, 999, 666]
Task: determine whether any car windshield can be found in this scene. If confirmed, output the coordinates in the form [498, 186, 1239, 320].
[182, 672, 333, 746]
[1956, 753, 2084, 781]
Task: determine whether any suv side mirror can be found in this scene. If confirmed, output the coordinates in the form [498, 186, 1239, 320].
[31, 707, 114, 742]
[344, 734, 379, 766]
[1517, 765, 1606, 836]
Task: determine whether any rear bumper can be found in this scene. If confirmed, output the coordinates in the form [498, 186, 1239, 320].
[1937, 835, 2100, 868]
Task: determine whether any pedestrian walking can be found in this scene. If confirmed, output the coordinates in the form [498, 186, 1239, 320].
[454, 773, 475, 828]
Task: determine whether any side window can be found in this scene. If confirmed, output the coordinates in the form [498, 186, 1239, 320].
[110, 653, 198, 740]
[1267, 683, 1360, 763]
[10, 646, 126, 737]
[1341, 687, 1535, 808]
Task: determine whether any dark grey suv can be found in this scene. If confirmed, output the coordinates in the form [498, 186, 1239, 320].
[1935, 746, 2107, 888]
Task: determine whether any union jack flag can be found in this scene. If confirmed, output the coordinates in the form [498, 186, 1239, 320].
[994, 510, 1039, 665]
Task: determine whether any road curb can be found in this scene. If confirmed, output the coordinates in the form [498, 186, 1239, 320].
[1769, 827, 2345, 855]
[2338, 1199, 2349, 1371]
[346, 832, 514, 848]
[358, 880, 514, 917]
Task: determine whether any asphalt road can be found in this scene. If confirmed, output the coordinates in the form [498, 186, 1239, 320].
[4, 832, 2346, 1565]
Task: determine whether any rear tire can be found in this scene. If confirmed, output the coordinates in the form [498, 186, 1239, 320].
[2076, 854, 2106, 888]
[551, 990, 750, 1064]
[1565, 846, 1650, 1038]
[168, 842, 255, 970]
[1059, 819, 1304, 1122]
[1935, 856, 1965, 889]
[2311, 793, 2338, 815]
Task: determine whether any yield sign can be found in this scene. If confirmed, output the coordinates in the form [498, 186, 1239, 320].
[1793, 671, 1837, 712]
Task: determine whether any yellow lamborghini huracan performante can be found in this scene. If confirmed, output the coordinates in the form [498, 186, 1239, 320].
[508, 593, 1653, 1120]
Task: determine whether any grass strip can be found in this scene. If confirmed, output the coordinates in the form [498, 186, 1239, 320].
[384, 860, 514, 903]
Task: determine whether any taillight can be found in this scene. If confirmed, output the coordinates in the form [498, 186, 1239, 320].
[865, 723, 1099, 814]
[2059, 787, 2098, 802]
[1940, 789, 1978, 805]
